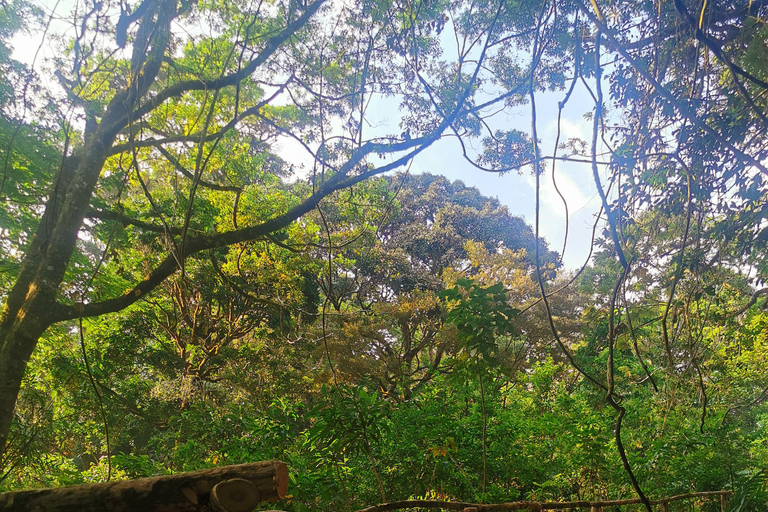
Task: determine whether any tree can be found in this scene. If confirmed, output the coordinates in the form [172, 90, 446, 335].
[0, 0, 579, 463]
[303, 173, 558, 398]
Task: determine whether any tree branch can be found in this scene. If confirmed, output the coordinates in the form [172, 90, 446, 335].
[734, 287, 768, 316]
[354, 491, 733, 512]
[156, 146, 242, 193]
[85, 209, 185, 235]
[580, 4, 768, 178]
[124, 1, 324, 126]
[54, 131, 443, 322]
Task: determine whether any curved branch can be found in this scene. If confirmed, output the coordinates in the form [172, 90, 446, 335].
[109, 79, 292, 156]
[730, 287, 768, 315]
[530, 4, 607, 393]
[673, 0, 768, 92]
[54, 131, 443, 322]
[591, 32, 628, 270]
[125, 1, 324, 125]
[156, 146, 242, 193]
[85, 209, 184, 235]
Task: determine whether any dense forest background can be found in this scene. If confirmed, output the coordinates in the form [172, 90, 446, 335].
[1, 0, 767, 510]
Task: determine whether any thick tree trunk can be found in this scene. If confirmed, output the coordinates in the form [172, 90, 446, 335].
[0, 153, 82, 457]
[0, 319, 50, 463]
[0, 147, 111, 458]
[0, 460, 289, 512]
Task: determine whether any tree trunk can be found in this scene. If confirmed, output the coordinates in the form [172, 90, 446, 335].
[0, 319, 50, 464]
[0, 460, 289, 512]
[0, 146, 112, 457]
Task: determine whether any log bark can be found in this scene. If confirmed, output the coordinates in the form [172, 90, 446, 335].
[0, 460, 288, 512]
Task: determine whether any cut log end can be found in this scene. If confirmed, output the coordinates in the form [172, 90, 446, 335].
[275, 461, 289, 499]
[210, 478, 261, 512]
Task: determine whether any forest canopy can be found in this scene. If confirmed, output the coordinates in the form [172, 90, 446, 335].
[0, 0, 767, 510]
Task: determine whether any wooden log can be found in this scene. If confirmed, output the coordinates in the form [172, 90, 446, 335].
[0, 459, 288, 512]
[354, 491, 733, 512]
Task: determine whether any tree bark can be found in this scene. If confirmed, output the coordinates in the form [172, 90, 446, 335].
[0, 318, 52, 467]
[0, 460, 289, 512]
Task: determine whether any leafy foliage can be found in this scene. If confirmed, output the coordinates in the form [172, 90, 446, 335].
[442, 279, 519, 363]
[2, 0, 768, 511]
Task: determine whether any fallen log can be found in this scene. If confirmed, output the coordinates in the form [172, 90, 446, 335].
[355, 490, 733, 512]
[0, 459, 288, 512]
